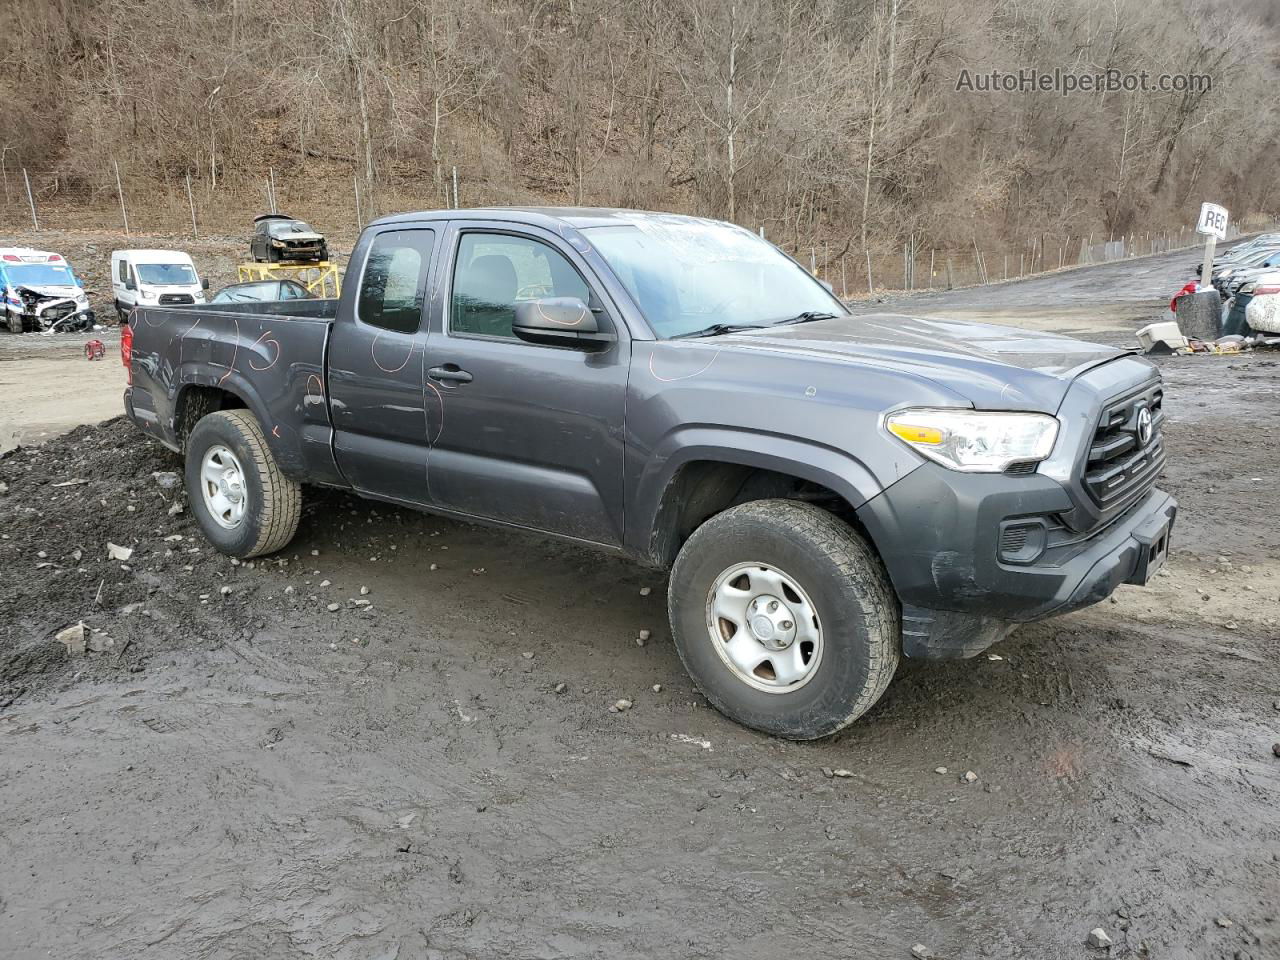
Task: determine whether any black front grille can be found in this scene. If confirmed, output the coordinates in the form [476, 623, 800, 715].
[1083, 382, 1165, 512]
[159, 293, 195, 305]
[40, 301, 76, 320]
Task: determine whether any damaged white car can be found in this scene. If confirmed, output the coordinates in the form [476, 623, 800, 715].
[0, 248, 95, 334]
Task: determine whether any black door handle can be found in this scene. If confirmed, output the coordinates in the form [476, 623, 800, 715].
[428, 364, 473, 384]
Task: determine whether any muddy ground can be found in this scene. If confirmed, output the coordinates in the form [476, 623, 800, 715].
[1, 240, 1278, 960]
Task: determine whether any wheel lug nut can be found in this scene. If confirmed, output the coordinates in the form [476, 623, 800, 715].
[781, 620, 793, 630]
[768, 601, 778, 612]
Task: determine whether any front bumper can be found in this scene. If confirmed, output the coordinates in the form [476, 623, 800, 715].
[856, 462, 1177, 658]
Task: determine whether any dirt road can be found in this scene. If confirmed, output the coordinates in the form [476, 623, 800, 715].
[1, 242, 1278, 960]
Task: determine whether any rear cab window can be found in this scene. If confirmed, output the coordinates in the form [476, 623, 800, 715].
[356, 229, 436, 333]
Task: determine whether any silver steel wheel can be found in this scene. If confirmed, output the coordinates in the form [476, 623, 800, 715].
[705, 562, 823, 694]
[200, 444, 248, 529]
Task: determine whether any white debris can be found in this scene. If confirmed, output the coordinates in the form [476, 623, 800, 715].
[1087, 928, 1113, 949]
[671, 734, 713, 751]
[55, 622, 86, 657]
[106, 542, 133, 562]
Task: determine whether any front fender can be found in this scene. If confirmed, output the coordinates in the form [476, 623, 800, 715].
[627, 425, 919, 563]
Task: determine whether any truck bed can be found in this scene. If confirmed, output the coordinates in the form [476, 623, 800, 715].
[125, 299, 343, 483]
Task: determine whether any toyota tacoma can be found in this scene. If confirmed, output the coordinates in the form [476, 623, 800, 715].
[122, 208, 1176, 739]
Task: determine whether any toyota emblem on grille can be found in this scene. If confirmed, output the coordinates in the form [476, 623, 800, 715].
[1136, 407, 1153, 447]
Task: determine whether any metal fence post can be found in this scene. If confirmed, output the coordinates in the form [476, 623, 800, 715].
[23, 168, 38, 230]
[113, 160, 130, 236]
[185, 173, 198, 237]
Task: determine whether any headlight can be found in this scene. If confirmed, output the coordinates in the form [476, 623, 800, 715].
[884, 408, 1059, 473]
[76, 295, 89, 307]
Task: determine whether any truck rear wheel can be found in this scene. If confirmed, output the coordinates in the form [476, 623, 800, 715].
[184, 409, 301, 558]
[668, 499, 900, 740]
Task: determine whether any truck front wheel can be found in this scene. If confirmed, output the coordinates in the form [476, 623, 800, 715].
[668, 499, 900, 739]
[184, 409, 301, 558]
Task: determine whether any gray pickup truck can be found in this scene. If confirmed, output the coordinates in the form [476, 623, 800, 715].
[123, 208, 1176, 739]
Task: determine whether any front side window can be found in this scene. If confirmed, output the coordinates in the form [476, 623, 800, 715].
[357, 229, 434, 333]
[584, 215, 845, 338]
[450, 233, 591, 339]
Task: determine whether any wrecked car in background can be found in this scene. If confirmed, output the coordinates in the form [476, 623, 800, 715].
[250, 214, 329, 264]
[0, 248, 94, 333]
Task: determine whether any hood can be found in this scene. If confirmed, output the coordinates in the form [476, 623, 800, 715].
[716, 313, 1126, 412]
[277, 230, 323, 242]
[15, 283, 84, 299]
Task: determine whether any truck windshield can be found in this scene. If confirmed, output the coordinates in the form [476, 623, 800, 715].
[136, 263, 197, 285]
[584, 216, 846, 338]
[6, 263, 77, 287]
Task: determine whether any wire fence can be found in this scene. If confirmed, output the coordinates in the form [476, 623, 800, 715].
[2, 162, 1274, 296]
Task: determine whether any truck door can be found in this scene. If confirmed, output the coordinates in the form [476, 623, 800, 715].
[423, 222, 629, 546]
[327, 225, 437, 503]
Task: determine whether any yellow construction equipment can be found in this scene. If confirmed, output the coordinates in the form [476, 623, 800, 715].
[236, 261, 341, 298]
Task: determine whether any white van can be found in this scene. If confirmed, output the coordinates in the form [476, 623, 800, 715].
[111, 250, 208, 321]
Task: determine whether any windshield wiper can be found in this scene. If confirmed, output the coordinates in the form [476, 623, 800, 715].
[775, 310, 840, 325]
[672, 322, 773, 339]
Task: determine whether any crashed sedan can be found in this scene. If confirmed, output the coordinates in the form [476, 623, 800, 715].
[249, 214, 329, 264]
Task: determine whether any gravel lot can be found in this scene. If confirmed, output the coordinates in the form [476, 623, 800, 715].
[1, 241, 1277, 960]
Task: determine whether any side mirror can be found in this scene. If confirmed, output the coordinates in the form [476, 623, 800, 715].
[125, 279, 136, 291]
[513, 297, 614, 349]
[201, 277, 210, 290]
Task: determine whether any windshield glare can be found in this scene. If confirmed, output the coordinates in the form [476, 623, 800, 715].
[584, 217, 844, 338]
[137, 263, 197, 285]
[269, 220, 311, 236]
[7, 263, 77, 287]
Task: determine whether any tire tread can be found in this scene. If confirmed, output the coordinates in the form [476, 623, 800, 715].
[669, 498, 900, 738]
[208, 409, 301, 557]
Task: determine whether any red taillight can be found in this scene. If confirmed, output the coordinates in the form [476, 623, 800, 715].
[1250, 285, 1280, 296]
[46, 254, 61, 262]
[1, 254, 18, 262]
[120, 321, 133, 384]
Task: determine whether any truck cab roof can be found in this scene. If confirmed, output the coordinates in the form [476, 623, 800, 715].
[370, 206, 711, 231]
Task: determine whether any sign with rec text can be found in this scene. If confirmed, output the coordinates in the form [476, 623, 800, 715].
[1196, 202, 1229, 241]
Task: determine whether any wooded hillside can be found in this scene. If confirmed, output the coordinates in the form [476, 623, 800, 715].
[3, 0, 1278, 266]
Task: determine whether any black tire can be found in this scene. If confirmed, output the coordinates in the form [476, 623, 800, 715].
[114, 301, 128, 324]
[184, 409, 301, 558]
[6, 312, 21, 334]
[667, 499, 900, 740]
